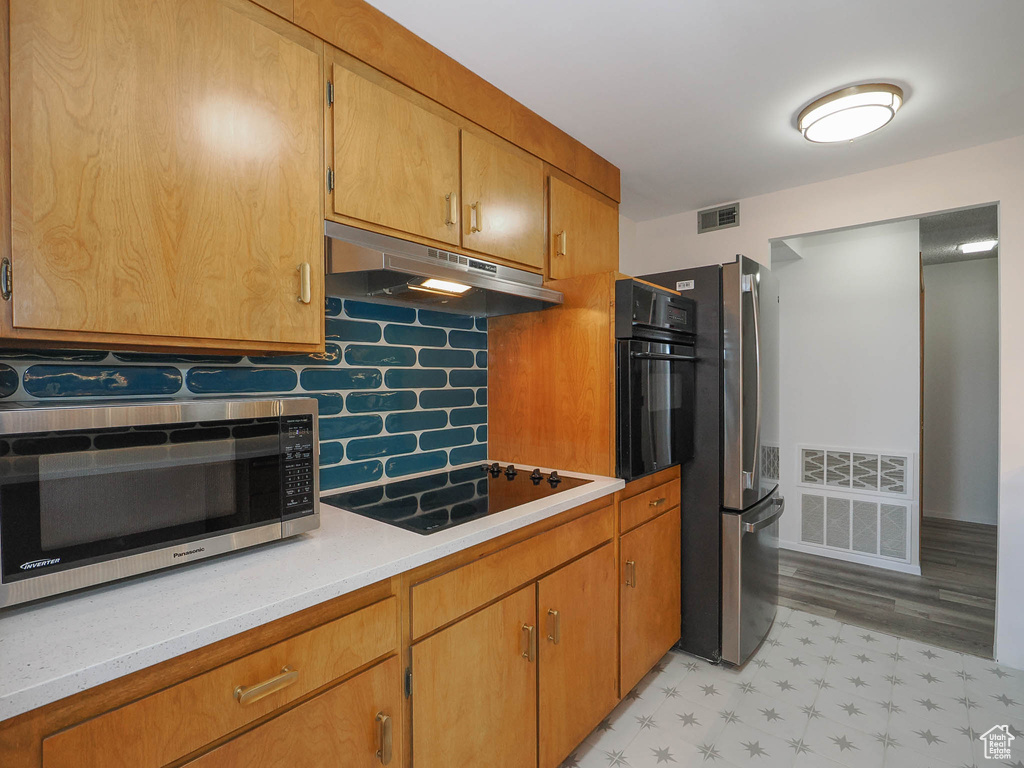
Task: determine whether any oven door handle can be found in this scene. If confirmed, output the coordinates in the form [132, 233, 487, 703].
[630, 352, 697, 362]
[743, 496, 785, 534]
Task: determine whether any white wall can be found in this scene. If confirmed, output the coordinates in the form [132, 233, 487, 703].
[775, 222, 922, 566]
[923, 259, 999, 525]
[627, 134, 1024, 667]
[619, 214, 638, 273]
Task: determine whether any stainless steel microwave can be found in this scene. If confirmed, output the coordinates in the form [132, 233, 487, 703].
[0, 397, 319, 608]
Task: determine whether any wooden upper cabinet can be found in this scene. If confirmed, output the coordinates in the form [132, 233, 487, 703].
[8, 0, 324, 349]
[411, 586, 538, 768]
[183, 657, 403, 768]
[537, 543, 618, 768]
[331, 63, 461, 247]
[461, 130, 545, 270]
[619, 507, 682, 694]
[549, 176, 619, 279]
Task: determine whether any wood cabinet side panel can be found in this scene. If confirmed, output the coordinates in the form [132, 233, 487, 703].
[488, 272, 616, 475]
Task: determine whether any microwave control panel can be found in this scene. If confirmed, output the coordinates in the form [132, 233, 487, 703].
[282, 414, 315, 516]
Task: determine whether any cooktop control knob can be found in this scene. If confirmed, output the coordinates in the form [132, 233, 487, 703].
[504, 464, 518, 479]
[486, 462, 501, 478]
[530, 468, 543, 485]
[548, 470, 561, 487]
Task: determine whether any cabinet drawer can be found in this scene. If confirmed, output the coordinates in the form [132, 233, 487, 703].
[42, 597, 398, 768]
[620, 479, 680, 533]
[411, 505, 614, 640]
[184, 656, 403, 768]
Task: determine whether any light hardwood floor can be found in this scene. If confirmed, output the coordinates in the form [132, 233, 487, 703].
[779, 517, 996, 658]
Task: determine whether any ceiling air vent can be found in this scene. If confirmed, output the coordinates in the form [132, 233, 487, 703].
[697, 203, 740, 234]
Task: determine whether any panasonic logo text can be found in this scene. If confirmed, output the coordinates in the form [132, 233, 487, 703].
[173, 547, 206, 559]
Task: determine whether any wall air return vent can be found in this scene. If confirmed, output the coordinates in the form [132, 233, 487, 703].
[697, 203, 740, 234]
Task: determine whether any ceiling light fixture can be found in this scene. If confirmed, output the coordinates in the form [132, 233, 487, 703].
[958, 239, 998, 254]
[798, 83, 904, 143]
[407, 277, 473, 297]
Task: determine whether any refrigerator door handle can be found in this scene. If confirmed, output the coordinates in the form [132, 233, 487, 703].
[745, 272, 762, 485]
[743, 496, 785, 534]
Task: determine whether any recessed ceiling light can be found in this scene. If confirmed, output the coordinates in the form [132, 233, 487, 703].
[798, 83, 904, 143]
[958, 239, 998, 254]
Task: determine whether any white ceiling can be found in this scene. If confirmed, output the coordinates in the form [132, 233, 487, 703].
[367, 0, 1024, 221]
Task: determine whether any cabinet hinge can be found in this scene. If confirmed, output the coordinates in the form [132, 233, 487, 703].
[326, 80, 334, 107]
[326, 167, 335, 194]
[404, 667, 413, 698]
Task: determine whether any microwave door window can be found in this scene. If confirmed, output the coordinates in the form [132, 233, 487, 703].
[1, 419, 282, 582]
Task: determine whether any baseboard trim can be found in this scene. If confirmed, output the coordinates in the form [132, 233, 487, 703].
[923, 510, 998, 527]
[780, 540, 922, 576]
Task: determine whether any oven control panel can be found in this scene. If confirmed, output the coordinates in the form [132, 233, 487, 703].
[282, 414, 315, 516]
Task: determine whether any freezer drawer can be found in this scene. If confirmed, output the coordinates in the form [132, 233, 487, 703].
[721, 487, 784, 665]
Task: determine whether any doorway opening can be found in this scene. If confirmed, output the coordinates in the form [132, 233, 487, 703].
[769, 205, 998, 657]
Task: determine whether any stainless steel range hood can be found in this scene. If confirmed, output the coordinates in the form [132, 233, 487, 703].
[324, 221, 563, 317]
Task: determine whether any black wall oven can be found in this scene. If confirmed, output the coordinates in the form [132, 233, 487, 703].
[0, 397, 319, 608]
[615, 280, 697, 482]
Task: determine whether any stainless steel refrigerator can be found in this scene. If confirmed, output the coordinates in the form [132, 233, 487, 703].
[643, 255, 783, 665]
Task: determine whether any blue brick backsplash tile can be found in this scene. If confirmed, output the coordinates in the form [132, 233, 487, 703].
[419, 388, 475, 409]
[320, 415, 383, 440]
[185, 367, 298, 394]
[0, 297, 486, 490]
[449, 369, 486, 388]
[0, 365, 18, 397]
[326, 318, 382, 342]
[346, 391, 417, 413]
[385, 450, 448, 478]
[383, 324, 447, 348]
[386, 410, 448, 433]
[345, 299, 416, 324]
[321, 460, 384, 490]
[418, 348, 475, 368]
[346, 434, 418, 460]
[419, 427, 476, 451]
[418, 309, 475, 329]
[300, 368, 382, 391]
[450, 444, 487, 466]
[23, 365, 183, 398]
[384, 369, 447, 389]
[448, 330, 487, 350]
[450, 406, 487, 427]
[319, 441, 344, 466]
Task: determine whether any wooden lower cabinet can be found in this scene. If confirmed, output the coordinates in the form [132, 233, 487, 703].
[538, 543, 618, 768]
[411, 586, 538, 768]
[185, 656, 403, 767]
[619, 507, 682, 694]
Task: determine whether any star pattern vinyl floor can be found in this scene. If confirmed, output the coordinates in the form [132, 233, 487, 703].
[561, 608, 1024, 768]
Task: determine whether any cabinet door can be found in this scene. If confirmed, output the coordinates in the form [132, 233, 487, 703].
[620, 507, 682, 693]
[549, 176, 619, 279]
[538, 543, 618, 768]
[9, 0, 323, 347]
[461, 130, 545, 270]
[332, 64, 461, 247]
[184, 656, 403, 768]
[412, 585, 537, 768]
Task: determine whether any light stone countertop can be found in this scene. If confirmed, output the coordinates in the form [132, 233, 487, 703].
[0, 463, 623, 722]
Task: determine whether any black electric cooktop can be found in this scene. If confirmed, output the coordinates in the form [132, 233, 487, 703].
[323, 463, 592, 535]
